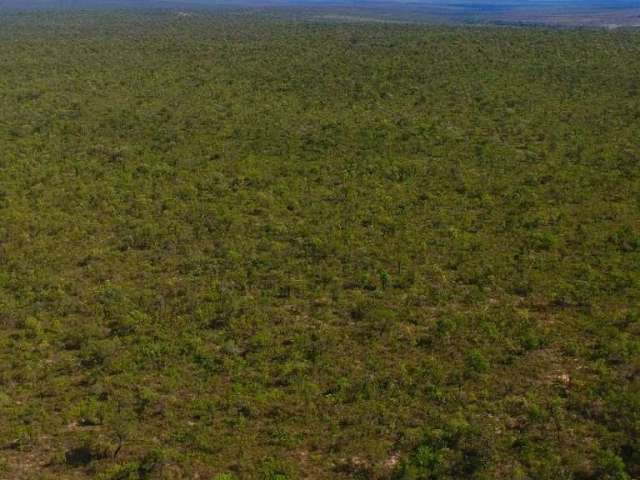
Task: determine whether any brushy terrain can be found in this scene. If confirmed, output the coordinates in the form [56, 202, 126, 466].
[0, 11, 639, 480]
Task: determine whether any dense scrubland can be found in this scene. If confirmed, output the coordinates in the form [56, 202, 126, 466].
[0, 11, 639, 480]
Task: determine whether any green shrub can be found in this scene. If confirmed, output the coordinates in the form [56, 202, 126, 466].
[596, 450, 630, 480]
[465, 350, 489, 374]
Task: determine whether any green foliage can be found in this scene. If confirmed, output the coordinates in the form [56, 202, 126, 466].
[596, 451, 630, 480]
[214, 474, 234, 480]
[260, 457, 292, 480]
[0, 9, 638, 480]
[465, 350, 489, 375]
[395, 420, 493, 479]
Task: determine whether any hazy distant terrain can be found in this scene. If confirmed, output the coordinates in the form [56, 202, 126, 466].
[1, 0, 639, 26]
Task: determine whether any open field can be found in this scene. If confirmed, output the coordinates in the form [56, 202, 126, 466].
[0, 11, 639, 480]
